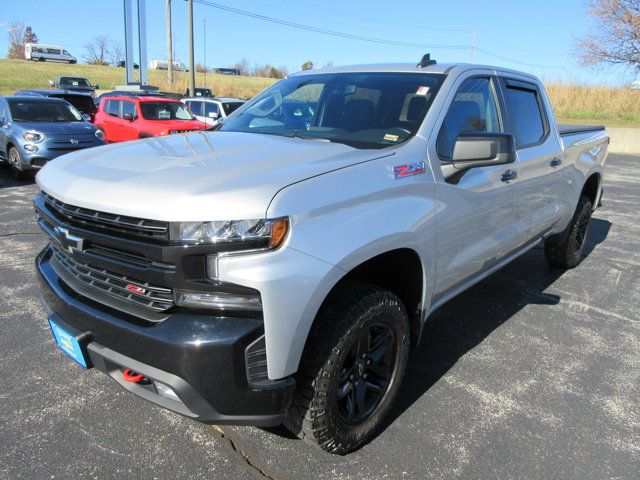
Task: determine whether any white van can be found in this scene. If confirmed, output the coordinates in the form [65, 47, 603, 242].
[25, 43, 77, 64]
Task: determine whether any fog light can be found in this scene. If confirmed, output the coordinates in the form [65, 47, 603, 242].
[24, 144, 38, 153]
[175, 289, 262, 311]
[153, 381, 180, 401]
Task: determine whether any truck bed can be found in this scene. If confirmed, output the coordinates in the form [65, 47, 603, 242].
[558, 124, 606, 136]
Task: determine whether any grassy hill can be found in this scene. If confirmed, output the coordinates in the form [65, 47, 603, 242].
[0, 59, 638, 127]
[0, 59, 275, 98]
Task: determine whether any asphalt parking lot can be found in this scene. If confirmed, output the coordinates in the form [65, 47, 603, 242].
[0, 153, 638, 480]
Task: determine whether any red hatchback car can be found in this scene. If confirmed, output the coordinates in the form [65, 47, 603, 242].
[94, 96, 207, 142]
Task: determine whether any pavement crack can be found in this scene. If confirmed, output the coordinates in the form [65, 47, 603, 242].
[212, 425, 279, 479]
[0, 231, 42, 237]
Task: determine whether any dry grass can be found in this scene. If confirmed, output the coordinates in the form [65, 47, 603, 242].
[1, 59, 638, 126]
[546, 81, 640, 127]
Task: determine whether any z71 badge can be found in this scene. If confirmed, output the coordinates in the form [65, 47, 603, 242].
[393, 161, 426, 179]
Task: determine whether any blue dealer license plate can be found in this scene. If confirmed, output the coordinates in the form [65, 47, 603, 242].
[49, 319, 88, 368]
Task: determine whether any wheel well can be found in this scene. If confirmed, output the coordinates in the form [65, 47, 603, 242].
[582, 173, 601, 207]
[331, 249, 424, 345]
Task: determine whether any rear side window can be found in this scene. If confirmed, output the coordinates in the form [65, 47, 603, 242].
[105, 100, 121, 116]
[436, 77, 501, 159]
[503, 81, 546, 148]
[204, 102, 220, 116]
[0, 102, 7, 123]
[121, 101, 136, 118]
[189, 101, 203, 116]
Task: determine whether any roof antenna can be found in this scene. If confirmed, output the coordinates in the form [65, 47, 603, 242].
[417, 53, 437, 68]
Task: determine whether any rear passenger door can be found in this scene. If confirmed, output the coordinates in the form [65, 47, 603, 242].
[498, 78, 564, 244]
[432, 75, 520, 303]
[203, 101, 221, 126]
[102, 100, 124, 142]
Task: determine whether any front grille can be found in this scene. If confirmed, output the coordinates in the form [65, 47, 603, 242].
[51, 246, 175, 312]
[42, 191, 169, 241]
[31, 158, 48, 167]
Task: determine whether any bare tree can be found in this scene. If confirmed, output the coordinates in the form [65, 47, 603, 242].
[301, 60, 314, 71]
[110, 43, 124, 65]
[233, 58, 251, 76]
[84, 35, 111, 65]
[23, 26, 38, 44]
[575, 0, 640, 73]
[7, 22, 25, 59]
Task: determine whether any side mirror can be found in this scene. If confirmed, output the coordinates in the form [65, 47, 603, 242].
[81, 113, 91, 122]
[451, 132, 516, 169]
[208, 112, 219, 119]
[95, 84, 100, 90]
[48, 80, 55, 87]
[123, 113, 134, 121]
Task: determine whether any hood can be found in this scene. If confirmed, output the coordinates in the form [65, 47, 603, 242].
[18, 121, 97, 136]
[37, 131, 394, 221]
[62, 86, 95, 93]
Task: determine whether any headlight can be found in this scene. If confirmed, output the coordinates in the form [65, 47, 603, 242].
[95, 129, 105, 141]
[23, 144, 38, 153]
[169, 217, 289, 250]
[23, 131, 45, 143]
[174, 290, 262, 311]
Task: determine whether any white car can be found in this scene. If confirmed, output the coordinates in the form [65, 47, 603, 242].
[25, 43, 76, 64]
[181, 96, 245, 126]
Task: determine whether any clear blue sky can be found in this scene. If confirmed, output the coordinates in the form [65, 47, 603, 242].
[0, 0, 635, 85]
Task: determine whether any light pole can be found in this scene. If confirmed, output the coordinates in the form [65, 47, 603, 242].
[187, 0, 196, 96]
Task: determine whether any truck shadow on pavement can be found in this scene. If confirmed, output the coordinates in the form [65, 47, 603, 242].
[380, 217, 611, 437]
[0, 166, 36, 189]
[265, 218, 611, 450]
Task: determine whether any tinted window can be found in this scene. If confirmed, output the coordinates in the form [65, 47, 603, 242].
[221, 72, 444, 149]
[105, 100, 121, 116]
[140, 102, 194, 120]
[222, 101, 244, 115]
[54, 95, 96, 114]
[437, 77, 501, 158]
[189, 101, 203, 116]
[204, 102, 220, 116]
[0, 102, 7, 123]
[503, 84, 545, 147]
[47, 48, 61, 54]
[121, 101, 136, 118]
[8, 100, 83, 122]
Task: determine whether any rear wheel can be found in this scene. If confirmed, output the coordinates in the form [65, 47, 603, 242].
[285, 282, 410, 454]
[8, 147, 28, 180]
[544, 194, 593, 268]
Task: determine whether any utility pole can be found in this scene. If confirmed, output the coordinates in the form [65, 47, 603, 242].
[166, 0, 173, 84]
[203, 18, 206, 89]
[187, 0, 196, 96]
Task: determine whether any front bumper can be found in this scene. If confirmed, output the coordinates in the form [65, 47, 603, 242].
[19, 139, 106, 170]
[36, 246, 295, 426]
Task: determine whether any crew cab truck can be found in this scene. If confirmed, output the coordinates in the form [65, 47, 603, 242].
[34, 59, 607, 455]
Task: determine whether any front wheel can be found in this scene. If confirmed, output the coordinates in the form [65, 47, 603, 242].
[544, 194, 593, 268]
[8, 147, 29, 180]
[285, 282, 410, 454]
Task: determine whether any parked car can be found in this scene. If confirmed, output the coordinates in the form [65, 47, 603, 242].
[24, 43, 76, 63]
[33, 59, 608, 454]
[94, 90, 165, 107]
[47, 76, 99, 98]
[15, 90, 98, 122]
[181, 96, 245, 126]
[0, 96, 105, 179]
[116, 60, 140, 69]
[94, 95, 206, 142]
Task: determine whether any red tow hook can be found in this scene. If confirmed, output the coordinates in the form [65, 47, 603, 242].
[122, 368, 146, 383]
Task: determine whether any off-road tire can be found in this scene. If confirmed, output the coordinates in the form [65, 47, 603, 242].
[284, 281, 410, 455]
[544, 194, 593, 268]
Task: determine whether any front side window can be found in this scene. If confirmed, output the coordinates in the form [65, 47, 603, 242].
[503, 82, 546, 148]
[222, 101, 244, 116]
[220, 72, 444, 149]
[188, 101, 203, 116]
[140, 102, 194, 121]
[436, 77, 501, 159]
[121, 101, 136, 118]
[8, 100, 83, 122]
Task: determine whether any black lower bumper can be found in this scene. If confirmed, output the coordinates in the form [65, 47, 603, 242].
[36, 246, 295, 426]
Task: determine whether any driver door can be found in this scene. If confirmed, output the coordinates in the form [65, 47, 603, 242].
[431, 75, 520, 304]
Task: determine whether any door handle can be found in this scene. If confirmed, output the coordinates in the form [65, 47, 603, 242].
[500, 169, 518, 182]
[550, 157, 562, 167]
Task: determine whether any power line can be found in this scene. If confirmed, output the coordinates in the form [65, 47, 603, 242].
[193, 0, 470, 50]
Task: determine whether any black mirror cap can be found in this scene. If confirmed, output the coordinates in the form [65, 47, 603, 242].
[123, 113, 134, 121]
[451, 132, 516, 169]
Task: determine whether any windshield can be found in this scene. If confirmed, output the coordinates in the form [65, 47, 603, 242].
[222, 101, 244, 116]
[54, 95, 97, 113]
[9, 100, 83, 122]
[220, 72, 444, 148]
[140, 102, 194, 121]
[60, 77, 90, 87]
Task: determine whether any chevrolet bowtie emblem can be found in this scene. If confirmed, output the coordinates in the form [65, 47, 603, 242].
[54, 226, 84, 254]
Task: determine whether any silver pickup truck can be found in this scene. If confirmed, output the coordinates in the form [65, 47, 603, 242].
[34, 57, 608, 454]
